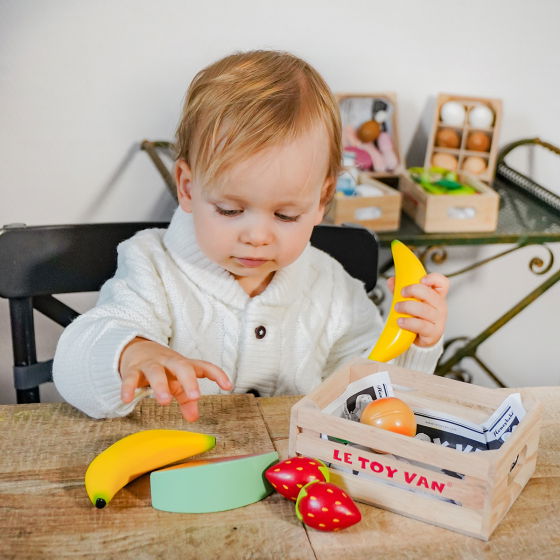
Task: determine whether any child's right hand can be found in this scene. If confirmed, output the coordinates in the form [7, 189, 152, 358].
[118, 337, 233, 422]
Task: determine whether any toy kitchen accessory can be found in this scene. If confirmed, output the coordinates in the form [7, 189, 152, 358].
[288, 359, 542, 540]
[398, 93, 502, 233]
[329, 93, 405, 231]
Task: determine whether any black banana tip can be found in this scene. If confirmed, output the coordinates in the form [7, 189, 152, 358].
[95, 498, 107, 509]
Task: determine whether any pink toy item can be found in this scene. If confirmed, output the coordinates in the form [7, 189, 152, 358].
[377, 131, 398, 171]
[343, 125, 386, 172]
[344, 146, 373, 170]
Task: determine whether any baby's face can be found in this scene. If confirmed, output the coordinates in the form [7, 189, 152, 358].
[178, 124, 330, 296]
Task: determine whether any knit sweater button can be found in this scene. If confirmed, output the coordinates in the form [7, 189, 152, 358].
[255, 326, 266, 339]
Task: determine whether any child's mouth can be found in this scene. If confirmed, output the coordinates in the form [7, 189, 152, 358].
[235, 257, 268, 268]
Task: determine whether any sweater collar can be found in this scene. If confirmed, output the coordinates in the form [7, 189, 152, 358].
[163, 207, 310, 309]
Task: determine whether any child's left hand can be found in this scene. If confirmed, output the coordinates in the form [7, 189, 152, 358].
[387, 272, 449, 348]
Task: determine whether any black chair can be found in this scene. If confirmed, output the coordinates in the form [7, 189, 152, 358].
[0, 222, 378, 403]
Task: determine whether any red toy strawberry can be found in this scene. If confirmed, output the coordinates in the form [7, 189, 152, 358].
[295, 481, 361, 531]
[265, 456, 330, 501]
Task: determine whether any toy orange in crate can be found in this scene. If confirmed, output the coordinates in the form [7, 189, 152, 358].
[288, 360, 542, 540]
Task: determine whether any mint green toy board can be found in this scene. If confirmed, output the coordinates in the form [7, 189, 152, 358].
[150, 451, 279, 513]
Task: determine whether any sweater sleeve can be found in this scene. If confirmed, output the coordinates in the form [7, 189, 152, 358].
[392, 336, 443, 374]
[52, 232, 172, 419]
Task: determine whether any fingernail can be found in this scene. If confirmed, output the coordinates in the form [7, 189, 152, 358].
[187, 390, 199, 400]
[157, 392, 171, 400]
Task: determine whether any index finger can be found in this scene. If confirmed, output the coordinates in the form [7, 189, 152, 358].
[420, 272, 450, 296]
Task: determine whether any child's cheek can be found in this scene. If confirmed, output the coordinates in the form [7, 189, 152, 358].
[283, 226, 313, 265]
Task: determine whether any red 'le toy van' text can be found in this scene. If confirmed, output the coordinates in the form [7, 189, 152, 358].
[332, 449, 446, 494]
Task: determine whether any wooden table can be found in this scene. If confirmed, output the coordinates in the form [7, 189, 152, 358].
[1, 388, 559, 559]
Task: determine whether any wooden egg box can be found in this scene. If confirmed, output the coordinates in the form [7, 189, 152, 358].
[337, 92, 404, 179]
[425, 93, 503, 184]
[289, 358, 542, 540]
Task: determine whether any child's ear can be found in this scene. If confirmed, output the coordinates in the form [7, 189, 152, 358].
[314, 178, 333, 225]
[175, 159, 194, 213]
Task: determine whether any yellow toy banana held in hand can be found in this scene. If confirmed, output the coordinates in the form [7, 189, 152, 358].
[369, 240, 426, 362]
[85, 429, 216, 508]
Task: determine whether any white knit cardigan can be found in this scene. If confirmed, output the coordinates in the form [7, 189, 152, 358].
[53, 208, 442, 419]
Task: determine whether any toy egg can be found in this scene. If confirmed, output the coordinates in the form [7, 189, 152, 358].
[432, 152, 458, 171]
[435, 128, 461, 149]
[469, 105, 494, 128]
[357, 120, 381, 143]
[374, 110, 389, 123]
[466, 131, 491, 152]
[462, 156, 487, 174]
[440, 101, 466, 126]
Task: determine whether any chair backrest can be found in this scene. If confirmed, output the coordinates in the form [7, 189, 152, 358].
[310, 224, 378, 294]
[0, 222, 377, 403]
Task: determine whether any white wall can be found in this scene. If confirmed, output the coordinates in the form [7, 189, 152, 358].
[1, 0, 559, 403]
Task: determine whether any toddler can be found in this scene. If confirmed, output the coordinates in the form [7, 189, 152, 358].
[53, 50, 449, 422]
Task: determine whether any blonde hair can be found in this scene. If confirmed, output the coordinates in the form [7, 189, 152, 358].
[175, 50, 341, 204]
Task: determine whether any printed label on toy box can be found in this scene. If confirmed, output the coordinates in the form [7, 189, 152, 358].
[322, 370, 393, 421]
[330, 448, 447, 494]
[413, 392, 526, 452]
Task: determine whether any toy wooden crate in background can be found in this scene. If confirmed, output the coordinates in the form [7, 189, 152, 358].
[326, 173, 402, 230]
[399, 171, 500, 232]
[331, 93, 405, 231]
[425, 93, 503, 184]
[288, 359, 542, 540]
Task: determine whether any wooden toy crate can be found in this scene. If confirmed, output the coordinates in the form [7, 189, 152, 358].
[333, 93, 405, 231]
[399, 171, 499, 232]
[337, 92, 405, 179]
[425, 93, 503, 184]
[326, 173, 402, 231]
[288, 359, 542, 540]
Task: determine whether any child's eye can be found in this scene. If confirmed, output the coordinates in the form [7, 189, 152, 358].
[215, 206, 242, 217]
[275, 213, 300, 222]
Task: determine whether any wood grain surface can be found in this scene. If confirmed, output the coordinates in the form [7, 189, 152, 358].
[0, 395, 314, 560]
[1, 388, 558, 559]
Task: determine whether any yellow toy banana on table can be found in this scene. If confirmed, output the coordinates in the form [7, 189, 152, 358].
[369, 240, 426, 362]
[85, 429, 215, 508]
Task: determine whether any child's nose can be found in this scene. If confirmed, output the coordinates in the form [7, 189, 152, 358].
[240, 216, 274, 246]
